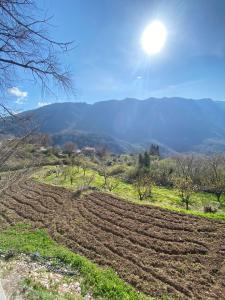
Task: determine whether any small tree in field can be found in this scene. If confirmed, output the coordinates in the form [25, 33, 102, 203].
[171, 155, 200, 210]
[80, 174, 95, 189]
[105, 177, 120, 192]
[80, 158, 95, 176]
[63, 166, 79, 185]
[134, 171, 153, 200]
[98, 163, 109, 187]
[81, 161, 88, 176]
[172, 176, 197, 210]
[97, 163, 120, 192]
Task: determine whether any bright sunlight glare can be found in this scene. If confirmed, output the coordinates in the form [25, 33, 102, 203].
[141, 20, 167, 55]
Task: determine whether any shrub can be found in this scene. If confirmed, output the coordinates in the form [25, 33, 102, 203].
[109, 165, 126, 176]
[124, 167, 140, 183]
[204, 205, 217, 213]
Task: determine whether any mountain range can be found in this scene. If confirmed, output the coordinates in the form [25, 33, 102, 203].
[17, 97, 225, 154]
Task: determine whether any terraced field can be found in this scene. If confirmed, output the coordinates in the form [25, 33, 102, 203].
[0, 179, 225, 299]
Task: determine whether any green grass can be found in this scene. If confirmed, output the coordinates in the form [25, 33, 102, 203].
[0, 224, 152, 300]
[33, 166, 225, 221]
[110, 181, 225, 221]
[34, 167, 105, 190]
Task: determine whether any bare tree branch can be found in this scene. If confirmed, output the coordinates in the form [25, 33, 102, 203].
[0, 0, 74, 93]
[0, 0, 74, 190]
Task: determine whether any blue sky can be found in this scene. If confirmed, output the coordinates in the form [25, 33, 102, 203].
[7, 0, 225, 110]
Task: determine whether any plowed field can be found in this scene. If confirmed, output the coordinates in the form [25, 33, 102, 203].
[0, 179, 225, 299]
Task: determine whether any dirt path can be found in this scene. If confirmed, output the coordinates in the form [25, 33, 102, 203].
[0, 255, 86, 300]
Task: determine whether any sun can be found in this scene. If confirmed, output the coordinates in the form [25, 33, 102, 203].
[141, 20, 167, 55]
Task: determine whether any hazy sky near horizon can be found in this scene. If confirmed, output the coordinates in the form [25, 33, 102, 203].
[8, 0, 225, 110]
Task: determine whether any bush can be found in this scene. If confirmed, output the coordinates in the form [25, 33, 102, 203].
[109, 165, 126, 176]
[106, 160, 113, 166]
[44, 169, 57, 177]
[204, 205, 217, 213]
[124, 167, 140, 183]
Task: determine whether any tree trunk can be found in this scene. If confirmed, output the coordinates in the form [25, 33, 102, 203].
[104, 176, 107, 187]
[185, 198, 189, 210]
[216, 192, 222, 207]
[139, 192, 143, 200]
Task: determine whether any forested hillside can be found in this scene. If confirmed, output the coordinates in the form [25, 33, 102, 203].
[17, 97, 225, 153]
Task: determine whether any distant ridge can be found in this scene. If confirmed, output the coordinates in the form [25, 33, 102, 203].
[13, 97, 225, 153]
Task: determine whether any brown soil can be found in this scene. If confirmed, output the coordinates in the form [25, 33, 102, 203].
[0, 179, 225, 299]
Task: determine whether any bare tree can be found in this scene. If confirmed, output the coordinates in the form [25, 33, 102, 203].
[201, 155, 225, 207]
[40, 134, 52, 147]
[134, 171, 153, 201]
[81, 160, 88, 176]
[98, 163, 109, 187]
[171, 176, 197, 210]
[0, 0, 73, 185]
[173, 155, 195, 181]
[0, 0, 73, 93]
[62, 166, 79, 185]
[80, 157, 95, 176]
[97, 161, 120, 192]
[171, 155, 199, 210]
[105, 177, 120, 192]
[80, 173, 95, 189]
[64, 142, 76, 157]
[96, 146, 108, 160]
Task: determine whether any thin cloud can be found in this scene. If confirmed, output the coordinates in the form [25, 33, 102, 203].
[7, 86, 28, 104]
[37, 101, 51, 107]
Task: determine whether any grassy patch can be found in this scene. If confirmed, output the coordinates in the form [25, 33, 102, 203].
[22, 278, 82, 300]
[0, 224, 151, 300]
[33, 166, 225, 221]
[34, 167, 105, 190]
